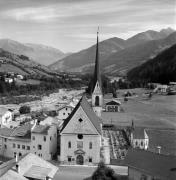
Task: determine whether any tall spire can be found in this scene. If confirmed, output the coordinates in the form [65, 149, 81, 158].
[92, 27, 102, 93]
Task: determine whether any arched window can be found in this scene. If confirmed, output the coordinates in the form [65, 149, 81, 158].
[89, 142, 92, 149]
[68, 141, 71, 148]
[95, 96, 99, 106]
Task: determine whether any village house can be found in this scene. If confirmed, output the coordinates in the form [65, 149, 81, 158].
[0, 122, 57, 160]
[130, 128, 149, 150]
[105, 100, 121, 112]
[124, 148, 176, 180]
[0, 153, 58, 180]
[57, 105, 74, 120]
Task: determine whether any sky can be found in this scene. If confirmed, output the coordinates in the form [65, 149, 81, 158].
[0, 0, 175, 52]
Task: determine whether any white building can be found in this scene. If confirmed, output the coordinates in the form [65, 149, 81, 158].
[59, 96, 102, 165]
[0, 153, 58, 180]
[0, 122, 57, 160]
[57, 105, 74, 120]
[105, 100, 121, 112]
[131, 128, 149, 150]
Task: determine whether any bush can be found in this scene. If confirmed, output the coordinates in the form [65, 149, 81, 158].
[19, 105, 31, 114]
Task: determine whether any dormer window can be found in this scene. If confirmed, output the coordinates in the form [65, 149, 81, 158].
[78, 118, 83, 123]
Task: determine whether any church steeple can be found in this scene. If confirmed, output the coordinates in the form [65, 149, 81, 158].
[92, 27, 102, 93]
[91, 28, 103, 117]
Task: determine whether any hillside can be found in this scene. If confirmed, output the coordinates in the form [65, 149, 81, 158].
[0, 39, 66, 66]
[127, 43, 176, 84]
[103, 31, 176, 75]
[49, 37, 126, 72]
[49, 28, 175, 74]
[0, 48, 56, 77]
[126, 28, 175, 47]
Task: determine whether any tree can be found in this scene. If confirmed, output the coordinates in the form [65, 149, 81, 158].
[19, 105, 31, 114]
[92, 161, 116, 180]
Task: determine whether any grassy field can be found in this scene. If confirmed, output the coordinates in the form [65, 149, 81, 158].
[103, 88, 176, 155]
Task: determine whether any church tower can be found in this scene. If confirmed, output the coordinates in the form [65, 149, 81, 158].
[91, 29, 103, 117]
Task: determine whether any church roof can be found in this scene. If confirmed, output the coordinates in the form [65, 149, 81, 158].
[124, 148, 176, 180]
[92, 31, 102, 93]
[60, 95, 102, 134]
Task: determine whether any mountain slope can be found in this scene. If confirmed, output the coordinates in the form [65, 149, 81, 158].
[127, 44, 176, 84]
[103, 31, 176, 75]
[126, 28, 175, 47]
[0, 39, 66, 66]
[48, 37, 126, 71]
[0, 48, 56, 77]
[49, 28, 175, 74]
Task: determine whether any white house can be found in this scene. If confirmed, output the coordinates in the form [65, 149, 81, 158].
[0, 153, 58, 180]
[105, 100, 121, 112]
[57, 105, 74, 120]
[59, 96, 102, 165]
[131, 128, 149, 150]
[0, 122, 57, 161]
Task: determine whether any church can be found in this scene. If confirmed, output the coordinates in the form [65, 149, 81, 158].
[59, 30, 106, 165]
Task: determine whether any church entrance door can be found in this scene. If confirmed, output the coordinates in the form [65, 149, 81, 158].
[76, 155, 84, 165]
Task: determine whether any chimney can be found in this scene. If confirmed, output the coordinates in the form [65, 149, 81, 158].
[157, 146, 161, 154]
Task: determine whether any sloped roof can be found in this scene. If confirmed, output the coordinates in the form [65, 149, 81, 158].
[0, 128, 14, 137]
[10, 123, 32, 137]
[124, 148, 176, 180]
[60, 95, 102, 134]
[32, 125, 50, 135]
[132, 127, 145, 139]
[106, 100, 121, 106]
[24, 165, 52, 180]
[0, 170, 28, 180]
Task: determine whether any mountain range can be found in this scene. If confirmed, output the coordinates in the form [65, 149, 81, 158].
[0, 48, 56, 77]
[49, 27, 175, 75]
[127, 43, 176, 84]
[0, 39, 68, 66]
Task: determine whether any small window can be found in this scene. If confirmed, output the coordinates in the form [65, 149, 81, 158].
[50, 136, 52, 141]
[4, 138, 7, 142]
[68, 157, 71, 162]
[68, 141, 71, 148]
[77, 134, 83, 139]
[44, 136, 46, 141]
[141, 141, 143, 146]
[22, 145, 25, 150]
[13, 144, 16, 148]
[27, 146, 30, 150]
[66, 108, 67, 111]
[14, 152, 16, 158]
[19, 152, 22, 157]
[17, 144, 20, 149]
[135, 141, 138, 146]
[32, 136, 35, 140]
[89, 157, 92, 162]
[63, 113, 65, 115]
[78, 118, 83, 123]
[38, 144, 42, 150]
[89, 142, 92, 149]
[77, 141, 83, 149]
[4, 145, 7, 149]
